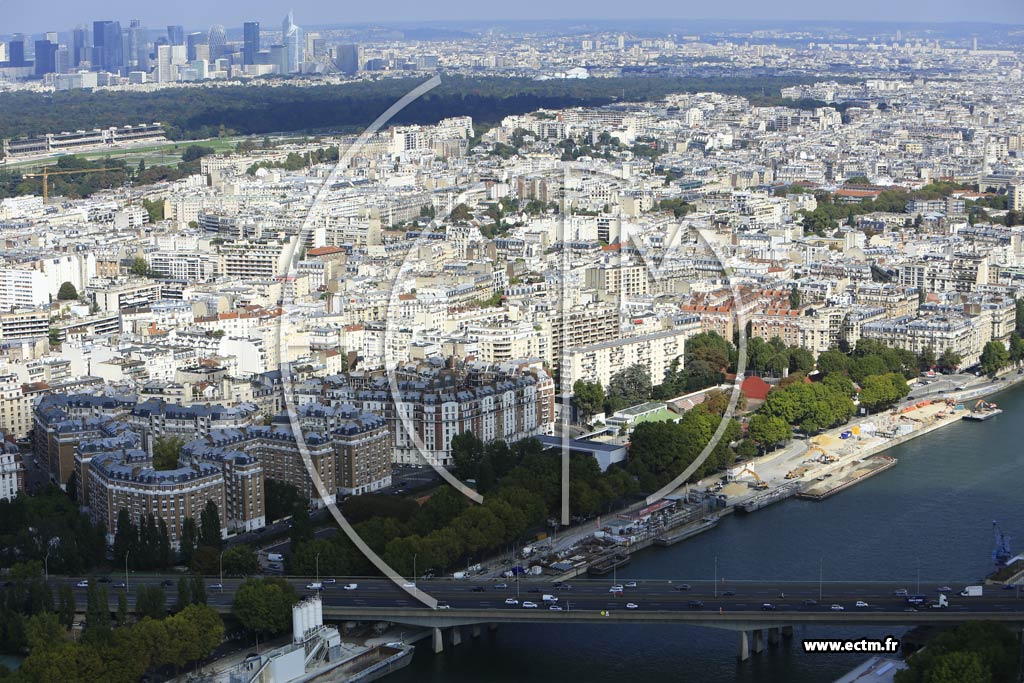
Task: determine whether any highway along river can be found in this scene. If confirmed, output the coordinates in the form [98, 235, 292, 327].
[389, 382, 1024, 682]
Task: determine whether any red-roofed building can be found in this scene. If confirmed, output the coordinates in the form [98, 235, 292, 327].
[740, 376, 771, 401]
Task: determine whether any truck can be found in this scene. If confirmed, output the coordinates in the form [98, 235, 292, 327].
[905, 594, 927, 605]
[930, 594, 949, 609]
[960, 585, 983, 597]
[267, 553, 283, 562]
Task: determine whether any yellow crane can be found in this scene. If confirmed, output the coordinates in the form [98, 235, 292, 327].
[734, 466, 770, 490]
[808, 446, 837, 463]
[22, 166, 119, 203]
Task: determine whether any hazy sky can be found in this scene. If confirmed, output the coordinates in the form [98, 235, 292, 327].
[5, 0, 1024, 35]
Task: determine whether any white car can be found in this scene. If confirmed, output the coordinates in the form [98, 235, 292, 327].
[625, 581, 638, 588]
[522, 601, 538, 608]
[305, 582, 322, 590]
[855, 600, 869, 608]
[209, 583, 223, 590]
[76, 580, 89, 588]
[403, 581, 416, 588]
[830, 604, 845, 611]
[322, 578, 337, 585]
[504, 598, 519, 605]
[626, 602, 639, 609]
[609, 585, 624, 593]
[549, 605, 563, 611]
[343, 583, 358, 590]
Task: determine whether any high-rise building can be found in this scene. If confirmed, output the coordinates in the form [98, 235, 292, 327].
[34, 40, 58, 75]
[72, 25, 89, 66]
[7, 36, 26, 67]
[155, 44, 174, 83]
[336, 43, 360, 74]
[282, 11, 301, 73]
[207, 25, 227, 60]
[186, 32, 205, 61]
[127, 19, 147, 69]
[243, 21, 260, 65]
[167, 25, 185, 46]
[92, 20, 123, 71]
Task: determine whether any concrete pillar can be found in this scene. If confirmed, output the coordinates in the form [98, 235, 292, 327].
[432, 627, 443, 654]
[768, 627, 780, 646]
[471, 624, 481, 638]
[781, 625, 794, 639]
[753, 629, 765, 654]
[488, 623, 498, 632]
[737, 631, 750, 661]
[451, 626, 462, 647]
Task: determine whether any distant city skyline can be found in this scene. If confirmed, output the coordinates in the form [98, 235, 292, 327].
[4, 0, 1023, 35]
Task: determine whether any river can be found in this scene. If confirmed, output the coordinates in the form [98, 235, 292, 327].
[388, 382, 1024, 682]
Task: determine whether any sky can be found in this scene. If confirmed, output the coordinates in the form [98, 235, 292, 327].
[4, 0, 1024, 35]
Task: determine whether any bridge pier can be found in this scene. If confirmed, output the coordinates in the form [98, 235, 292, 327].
[781, 625, 794, 640]
[451, 626, 462, 647]
[737, 631, 750, 661]
[752, 629, 765, 654]
[471, 624, 481, 638]
[768, 627, 780, 646]
[432, 627, 444, 654]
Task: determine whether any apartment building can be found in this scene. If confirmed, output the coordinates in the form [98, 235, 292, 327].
[562, 329, 690, 389]
[0, 443, 23, 501]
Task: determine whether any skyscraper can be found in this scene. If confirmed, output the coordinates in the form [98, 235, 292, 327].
[207, 25, 227, 61]
[186, 32, 205, 61]
[72, 25, 89, 66]
[336, 44, 360, 74]
[34, 40, 58, 75]
[7, 36, 26, 67]
[167, 25, 185, 46]
[243, 21, 260, 65]
[92, 20, 123, 72]
[282, 11, 301, 74]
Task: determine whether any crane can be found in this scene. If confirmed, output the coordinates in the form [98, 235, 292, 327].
[993, 521, 1012, 568]
[22, 166, 119, 203]
[807, 446, 837, 464]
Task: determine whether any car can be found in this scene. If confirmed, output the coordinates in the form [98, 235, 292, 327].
[162, 579, 174, 587]
[522, 601, 538, 608]
[937, 586, 952, 593]
[855, 601, 869, 608]
[494, 582, 508, 589]
[76, 580, 89, 588]
[1003, 584, 1017, 591]
[802, 598, 818, 606]
[435, 602, 450, 610]
[893, 589, 908, 597]
[209, 583, 223, 590]
[97, 577, 111, 583]
[625, 581, 638, 588]
[549, 605, 563, 611]
[626, 603, 639, 609]
[609, 585, 624, 593]
[322, 578, 337, 585]
[722, 590, 735, 597]
[403, 582, 416, 589]
[305, 582, 323, 590]
[761, 603, 776, 611]
[113, 582, 126, 589]
[504, 598, 519, 605]
[830, 604, 845, 611]
[676, 583, 691, 591]
[471, 586, 486, 592]
[687, 600, 704, 609]
[552, 581, 563, 587]
[343, 583, 358, 591]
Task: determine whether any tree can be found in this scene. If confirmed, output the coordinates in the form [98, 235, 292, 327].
[117, 590, 129, 626]
[788, 286, 801, 308]
[221, 545, 259, 576]
[57, 583, 75, 628]
[264, 479, 301, 523]
[135, 584, 167, 620]
[1010, 334, 1024, 366]
[450, 203, 472, 222]
[859, 373, 910, 412]
[980, 340, 1009, 377]
[181, 145, 216, 162]
[56, 282, 78, 300]
[190, 575, 207, 605]
[175, 576, 192, 612]
[450, 431, 485, 481]
[151, 436, 184, 471]
[179, 516, 198, 565]
[112, 509, 136, 571]
[232, 578, 298, 636]
[572, 380, 605, 420]
[199, 501, 223, 551]
[606, 364, 653, 409]
[815, 348, 849, 376]
[747, 414, 791, 451]
[128, 257, 150, 278]
[84, 582, 110, 633]
[48, 327, 61, 347]
[289, 501, 315, 551]
[937, 348, 962, 373]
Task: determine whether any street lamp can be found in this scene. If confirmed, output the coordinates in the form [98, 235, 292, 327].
[219, 550, 225, 592]
[916, 557, 920, 596]
[125, 550, 131, 592]
[315, 552, 320, 586]
[412, 554, 417, 596]
[714, 555, 718, 598]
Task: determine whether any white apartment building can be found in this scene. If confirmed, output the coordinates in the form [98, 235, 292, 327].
[562, 329, 690, 389]
[0, 269, 49, 310]
[0, 446, 22, 501]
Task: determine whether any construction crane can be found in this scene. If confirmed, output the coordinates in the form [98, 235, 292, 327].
[22, 166, 119, 203]
[808, 446, 837, 464]
[733, 466, 769, 490]
[993, 521, 1012, 568]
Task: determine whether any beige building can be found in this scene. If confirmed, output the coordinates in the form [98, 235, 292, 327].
[563, 329, 690, 389]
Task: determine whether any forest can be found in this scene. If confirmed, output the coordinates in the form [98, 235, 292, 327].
[0, 75, 825, 144]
